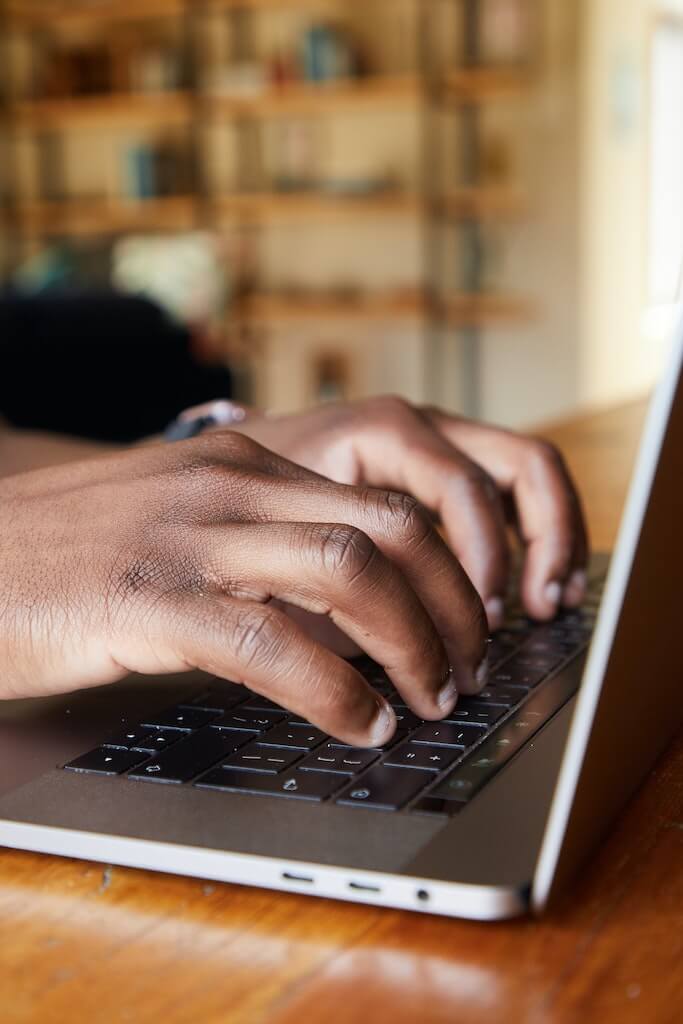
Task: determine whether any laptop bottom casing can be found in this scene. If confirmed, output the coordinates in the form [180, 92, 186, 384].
[0, 657, 581, 921]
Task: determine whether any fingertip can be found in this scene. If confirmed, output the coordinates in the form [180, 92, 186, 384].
[368, 695, 396, 747]
[562, 569, 588, 608]
[456, 653, 490, 696]
[521, 575, 562, 622]
[437, 668, 458, 715]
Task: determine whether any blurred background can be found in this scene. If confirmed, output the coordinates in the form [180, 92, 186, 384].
[0, 0, 681, 442]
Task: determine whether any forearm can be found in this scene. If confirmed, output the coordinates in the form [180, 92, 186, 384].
[0, 424, 118, 478]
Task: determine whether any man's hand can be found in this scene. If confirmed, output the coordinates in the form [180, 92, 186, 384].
[0, 433, 488, 746]
[232, 397, 589, 628]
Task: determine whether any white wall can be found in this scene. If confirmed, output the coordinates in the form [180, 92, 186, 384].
[577, 0, 682, 408]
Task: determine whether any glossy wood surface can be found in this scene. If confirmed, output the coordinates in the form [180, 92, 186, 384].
[2, 398, 682, 1024]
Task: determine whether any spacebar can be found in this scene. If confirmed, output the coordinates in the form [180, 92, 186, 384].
[418, 667, 580, 810]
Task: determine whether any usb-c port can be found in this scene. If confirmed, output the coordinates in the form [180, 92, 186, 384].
[282, 872, 313, 884]
[348, 881, 381, 894]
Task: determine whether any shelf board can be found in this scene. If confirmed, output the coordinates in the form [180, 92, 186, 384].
[211, 0, 343, 10]
[17, 196, 197, 236]
[14, 91, 193, 129]
[215, 190, 421, 223]
[12, 76, 420, 128]
[234, 290, 534, 325]
[7, 0, 349, 23]
[442, 67, 534, 103]
[6, 0, 186, 24]
[209, 74, 422, 117]
[442, 292, 535, 327]
[438, 187, 527, 220]
[234, 291, 427, 323]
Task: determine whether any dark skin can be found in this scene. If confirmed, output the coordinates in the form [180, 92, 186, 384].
[0, 397, 588, 746]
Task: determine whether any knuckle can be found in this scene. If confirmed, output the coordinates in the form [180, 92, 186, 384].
[315, 524, 379, 585]
[230, 606, 289, 670]
[378, 491, 433, 548]
[215, 430, 263, 461]
[176, 431, 261, 473]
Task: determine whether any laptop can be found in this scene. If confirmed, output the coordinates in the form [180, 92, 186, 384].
[0, 322, 681, 921]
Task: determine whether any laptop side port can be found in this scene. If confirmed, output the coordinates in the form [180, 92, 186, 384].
[348, 881, 382, 893]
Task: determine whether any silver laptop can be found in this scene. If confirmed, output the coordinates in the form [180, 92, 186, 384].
[0, 322, 681, 921]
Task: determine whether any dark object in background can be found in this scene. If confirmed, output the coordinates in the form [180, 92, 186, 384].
[0, 291, 232, 444]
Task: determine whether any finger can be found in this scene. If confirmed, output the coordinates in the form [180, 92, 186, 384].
[240, 481, 489, 697]
[424, 411, 590, 619]
[196, 521, 453, 721]
[343, 403, 511, 629]
[115, 590, 396, 748]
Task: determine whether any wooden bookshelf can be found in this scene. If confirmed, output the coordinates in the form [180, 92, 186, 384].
[3, 0, 540, 414]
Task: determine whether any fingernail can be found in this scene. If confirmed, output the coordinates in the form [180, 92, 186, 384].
[437, 667, 459, 713]
[485, 596, 505, 631]
[563, 569, 587, 607]
[544, 581, 562, 610]
[369, 696, 396, 747]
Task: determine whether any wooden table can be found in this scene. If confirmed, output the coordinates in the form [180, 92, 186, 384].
[2, 399, 682, 1024]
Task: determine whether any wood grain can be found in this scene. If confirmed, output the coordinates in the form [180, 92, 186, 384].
[2, 397, 681, 1024]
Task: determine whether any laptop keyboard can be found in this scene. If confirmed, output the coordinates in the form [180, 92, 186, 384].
[64, 583, 601, 815]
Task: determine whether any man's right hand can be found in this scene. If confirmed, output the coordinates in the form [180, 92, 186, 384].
[0, 433, 488, 747]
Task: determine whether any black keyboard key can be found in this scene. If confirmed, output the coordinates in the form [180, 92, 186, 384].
[411, 722, 483, 748]
[130, 728, 184, 753]
[196, 767, 343, 802]
[445, 702, 506, 727]
[491, 667, 545, 689]
[65, 747, 148, 776]
[141, 706, 221, 731]
[487, 633, 523, 665]
[191, 686, 247, 712]
[298, 744, 378, 775]
[222, 742, 302, 774]
[383, 742, 460, 772]
[212, 709, 286, 733]
[258, 723, 328, 750]
[103, 725, 155, 749]
[475, 686, 526, 706]
[241, 695, 285, 712]
[336, 766, 427, 810]
[384, 705, 423, 730]
[128, 728, 249, 784]
[520, 638, 572, 658]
